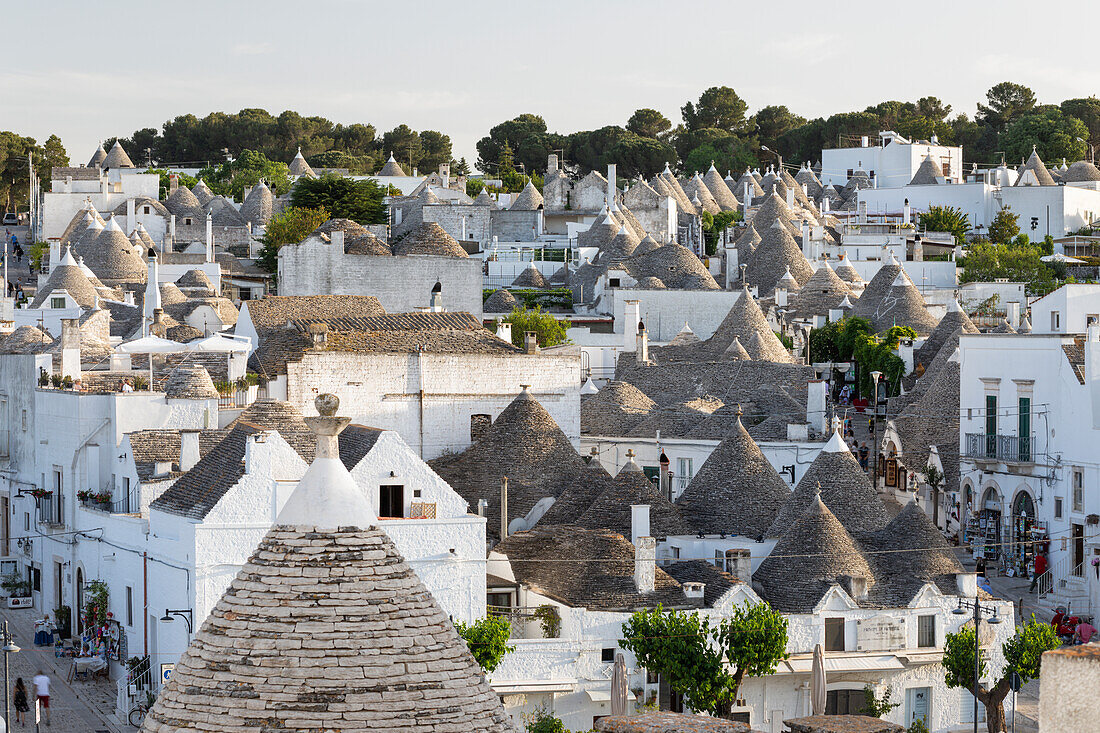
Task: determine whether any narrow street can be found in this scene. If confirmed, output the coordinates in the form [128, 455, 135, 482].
[0, 608, 121, 732]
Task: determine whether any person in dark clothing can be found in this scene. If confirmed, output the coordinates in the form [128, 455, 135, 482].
[13, 677, 28, 725]
[858, 443, 869, 470]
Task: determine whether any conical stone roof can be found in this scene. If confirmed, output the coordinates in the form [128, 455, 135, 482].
[703, 165, 740, 211]
[576, 209, 620, 249]
[735, 221, 761, 264]
[377, 152, 407, 177]
[191, 180, 215, 206]
[88, 145, 108, 169]
[30, 247, 98, 308]
[75, 219, 147, 284]
[753, 493, 874, 612]
[429, 388, 592, 539]
[766, 430, 890, 538]
[474, 188, 498, 209]
[706, 286, 792, 362]
[102, 141, 134, 169]
[744, 220, 813, 295]
[1015, 148, 1056, 186]
[577, 458, 692, 538]
[392, 223, 468, 258]
[675, 412, 790, 537]
[602, 224, 640, 263]
[873, 270, 939, 335]
[915, 299, 978, 367]
[206, 196, 247, 227]
[60, 209, 99, 247]
[511, 262, 549, 289]
[288, 148, 316, 178]
[833, 253, 862, 284]
[164, 186, 205, 219]
[787, 260, 851, 318]
[724, 335, 751, 360]
[162, 365, 219, 400]
[736, 169, 765, 199]
[683, 175, 721, 215]
[1064, 160, 1100, 183]
[795, 165, 823, 200]
[240, 181, 274, 225]
[668, 322, 699, 347]
[509, 180, 544, 210]
[581, 381, 656, 436]
[484, 288, 519, 313]
[909, 153, 943, 185]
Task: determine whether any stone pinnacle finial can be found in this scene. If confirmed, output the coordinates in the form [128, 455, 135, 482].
[316, 393, 339, 416]
[305, 393, 351, 459]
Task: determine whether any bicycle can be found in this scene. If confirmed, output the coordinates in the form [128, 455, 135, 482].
[128, 701, 149, 727]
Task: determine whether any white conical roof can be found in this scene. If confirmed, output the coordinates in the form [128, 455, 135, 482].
[821, 427, 851, 454]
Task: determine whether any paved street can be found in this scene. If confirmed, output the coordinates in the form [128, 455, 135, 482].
[982, 564, 1045, 732]
[0, 608, 120, 733]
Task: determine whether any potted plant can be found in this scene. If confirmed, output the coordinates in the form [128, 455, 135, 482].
[29, 488, 52, 500]
[61, 375, 73, 389]
[49, 374, 62, 388]
[2, 572, 32, 608]
[93, 491, 113, 509]
[37, 368, 49, 387]
[77, 490, 93, 506]
[132, 375, 149, 390]
[54, 605, 71, 639]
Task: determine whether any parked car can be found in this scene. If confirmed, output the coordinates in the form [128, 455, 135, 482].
[1, 213, 17, 225]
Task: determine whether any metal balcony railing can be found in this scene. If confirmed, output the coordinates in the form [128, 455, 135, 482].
[964, 433, 1035, 463]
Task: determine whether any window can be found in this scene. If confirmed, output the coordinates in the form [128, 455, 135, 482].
[379, 485, 404, 519]
[1017, 397, 1031, 461]
[29, 567, 40, 592]
[1073, 469, 1084, 512]
[985, 395, 997, 436]
[669, 546, 680, 560]
[470, 414, 491, 444]
[1055, 497, 1064, 520]
[941, 157, 952, 177]
[918, 615, 936, 648]
[126, 586, 133, 626]
[715, 550, 725, 570]
[825, 618, 845, 651]
[50, 297, 65, 309]
[826, 689, 864, 715]
[22, 513, 28, 532]
[601, 648, 615, 663]
[677, 457, 693, 481]
[183, 217, 193, 226]
[609, 278, 621, 288]
[487, 591, 512, 609]
[1051, 311, 1061, 331]
[143, 206, 150, 214]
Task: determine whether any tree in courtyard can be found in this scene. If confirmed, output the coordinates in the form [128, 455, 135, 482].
[620, 603, 788, 718]
[289, 174, 386, 225]
[627, 108, 672, 139]
[959, 240, 1056, 296]
[502, 307, 569, 348]
[943, 615, 1060, 733]
[987, 206, 1020, 245]
[256, 206, 329, 273]
[681, 86, 749, 133]
[455, 615, 514, 673]
[919, 205, 970, 245]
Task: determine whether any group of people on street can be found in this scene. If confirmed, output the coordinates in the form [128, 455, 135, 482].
[8, 670, 50, 727]
[1051, 607, 1096, 646]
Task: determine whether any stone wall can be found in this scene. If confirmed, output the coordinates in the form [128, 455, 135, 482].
[490, 210, 541, 241]
[423, 203, 492, 247]
[277, 237, 484, 317]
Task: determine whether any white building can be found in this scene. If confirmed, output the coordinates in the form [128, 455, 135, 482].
[820, 132, 963, 189]
[958, 288, 1100, 615]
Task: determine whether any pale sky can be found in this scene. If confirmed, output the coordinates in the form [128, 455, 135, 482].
[3, 0, 1099, 170]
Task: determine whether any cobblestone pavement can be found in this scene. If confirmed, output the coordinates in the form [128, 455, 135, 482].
[0, 608, 121, 733]
[985, 565, 1044, 732]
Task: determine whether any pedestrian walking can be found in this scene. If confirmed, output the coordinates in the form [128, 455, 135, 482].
[31, 670, 49, 727]
[13, 677, 28, 726]
[1030, 552, 1047, 592]
[858, 442, 869, 470]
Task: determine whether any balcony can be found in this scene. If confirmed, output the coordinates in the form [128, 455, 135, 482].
[965, 433, 1035, 463]
[488, 605, 561, 640]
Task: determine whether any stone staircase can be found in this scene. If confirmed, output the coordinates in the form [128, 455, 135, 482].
[1037, 556, 1092, 616]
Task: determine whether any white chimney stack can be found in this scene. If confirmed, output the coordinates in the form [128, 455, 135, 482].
[775, 287, 788, 308]
[623, 300, 641, 352]
[786, 188, 794, 207]
[631, 504, 651, 546]
[60, 318, 81, 380]
[807, 379, 827, 435]
[903, 198, 911, 225]
[607, 163, 618, 211]
[634, 536, 655, 594]
[635, 321, 649, 364]
[205, 213, 213, 262]
[126, 197, 136, 237]
[180, 430, 200, 472]
[496, 319, 512, 343]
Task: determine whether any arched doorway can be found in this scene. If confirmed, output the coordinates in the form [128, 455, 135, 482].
[75, 567, 84, 634]
[978, 485, 1003, 568]
[1010, 490, 1038, 576]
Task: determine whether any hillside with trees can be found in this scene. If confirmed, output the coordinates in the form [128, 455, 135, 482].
[106, 109, 461, 175]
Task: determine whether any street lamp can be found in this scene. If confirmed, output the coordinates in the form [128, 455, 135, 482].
[160, 609, 194, 635]
[870, 370, 883, 484]
[1076, 137, 1095, 165]
[1, 620, 20, 731]
[952, 597, 1004, 733]
[761, 145, 783, 174]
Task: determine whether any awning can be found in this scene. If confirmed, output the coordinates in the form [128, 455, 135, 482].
[782, 654, 905, 674]
[491, 679, 576, 694]
[586, 689, 638, 703]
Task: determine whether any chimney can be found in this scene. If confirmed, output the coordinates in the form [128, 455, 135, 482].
[243, 186, 253, 202]
[956, 572, 977, 597]
[903, 198, 911, 225]
[822, 195, 830, 214]
[496, 319, 512, 343]
[801, 222, 811, 258]
[588, 446, 601, 470]
[744, 181, 752, 205]
[144, 251, 161, 319]
[786, 188, 794, 208]
[124, 291, 135, 305]
[631, 504, 651, 546]
[126, 198, 136, 236]
[49, 241, 60, 271]
[607, 163, 618, 211]
[168, 213, 176, 247]
[205, 213, 213, 262]
[775, 286, 788, 308]
[180, 430, 200, 472]
[500, 477, 509, 539]
[308, 322, 329, 348]
[64, 175, 72, 194]
[840, 573, 868, 601]
[60, 318, 81, 379]
[861, 136, 869, 148]
[548, 154, 559, 173]
[477, 499, 487, 517]
[727, 548, 752, 583]
[635, 321, 648, 364]
[623, 300, 641, 352]
[331, 230, 344, 249]
[634, 536, 655, 593]
[169, 174, 179, 194]
[807, 379, 827, 434]
[683, 582, 705, 602]
[439, 163, 449, 188]
[524, 331, 538, 354]
[152, 308, 164, 326]
[430, 281, 443, 312]
[659, 450, 671, 500]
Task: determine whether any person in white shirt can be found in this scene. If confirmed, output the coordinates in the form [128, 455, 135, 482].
[32, 670, 49, 726]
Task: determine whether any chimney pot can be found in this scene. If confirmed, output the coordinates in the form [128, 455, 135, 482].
[524, 331, 538, 354]
[634, 536, 656, 593]
[180, 430, 200, 472]
[308, 322, 329, 347]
